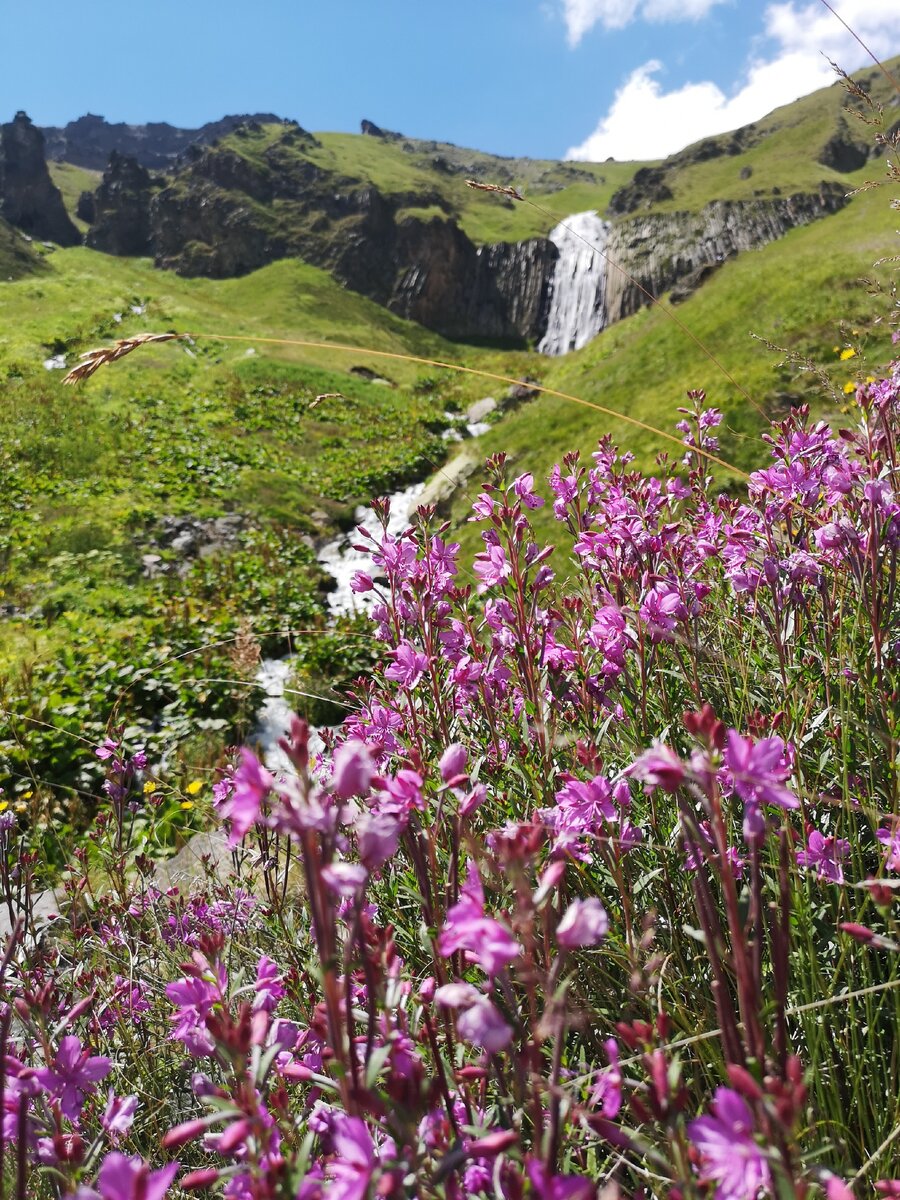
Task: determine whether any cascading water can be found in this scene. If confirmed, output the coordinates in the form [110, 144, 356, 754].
[538, 211, 611, 357]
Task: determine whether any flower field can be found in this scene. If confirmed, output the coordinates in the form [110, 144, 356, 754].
[3, 361, 900, 1197]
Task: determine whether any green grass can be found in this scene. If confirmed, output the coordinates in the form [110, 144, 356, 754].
[47, 161, 102, 231]
[0, 217, 42, 281]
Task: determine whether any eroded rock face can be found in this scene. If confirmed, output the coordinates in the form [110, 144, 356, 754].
[85, 152, 155, 256]
[603, 186, 847, 324]
[0, 112, 80, 245]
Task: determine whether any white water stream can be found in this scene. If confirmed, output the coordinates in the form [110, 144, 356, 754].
[252, 482, 425, 771]
[538, 211, 611, 357]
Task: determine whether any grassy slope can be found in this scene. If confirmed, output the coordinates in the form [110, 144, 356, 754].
[0, 217, 43, 280]
[48, 161, 102, 232]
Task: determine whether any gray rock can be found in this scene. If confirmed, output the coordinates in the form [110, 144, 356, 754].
[466, 397, 497, 424]
[418, 451, 482, 514]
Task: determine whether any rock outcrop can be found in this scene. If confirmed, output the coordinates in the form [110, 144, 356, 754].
[40, 112, 296, 170]
[0, 112, 80, 245]
[85, 152, 155, 255]
[603, 186, 847, 325]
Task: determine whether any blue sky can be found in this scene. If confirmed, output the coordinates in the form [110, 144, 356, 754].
[2, 1, 898, 161]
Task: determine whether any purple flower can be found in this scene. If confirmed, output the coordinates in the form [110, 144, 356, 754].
[438, 870, 520, 975]
[435, 983, 513, 1053]
[877, 826, 900, 872]
[324, 1114, 376, 1200]
[253, 955, 286, 1013]
[165, 971, 223, 1058]
[356, 809, 404, 870]
[331, 740, 375, 799]
[556, 898, 609, 948]
[32, 1035, 111, 1122]
[796, 830, 851, 884]
[473, 543, 511, 590]
[688, 1088, 771, 1200]
[629, 743, 686, 793]
[526, 1158, 596, 1199]
[589, 1039, 622, 1119]
[439, 742, 468, 783]
[722, 731, 798, 840]
[513, 473, 544, 509]
[93, 1152, 179, 1200]
[219, 748, 273, 846]
[101, 1092, 139, 1143]
[384, 640, 430, 688]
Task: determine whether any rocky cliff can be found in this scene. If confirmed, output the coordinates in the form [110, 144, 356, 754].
[0, 113, 80, 246]
[41, 112, 291, 171]
[603, 185, 848, 325]
[85, 152, 157, 255]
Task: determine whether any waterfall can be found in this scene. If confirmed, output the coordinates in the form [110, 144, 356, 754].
[538, 211, 611, 357]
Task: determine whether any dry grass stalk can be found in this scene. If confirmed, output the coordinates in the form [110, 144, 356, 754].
[62, 332, 189, 385]
[465, 179, 524, 202]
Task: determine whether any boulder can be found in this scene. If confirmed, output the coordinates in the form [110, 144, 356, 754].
[85, 151, 154, 255]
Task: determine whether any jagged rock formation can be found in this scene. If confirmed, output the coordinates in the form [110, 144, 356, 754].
[603, 186, 847, 325]
[85, 152, 156, 255]
[0, 113, 80, 245]
[40, 112, 296, 170]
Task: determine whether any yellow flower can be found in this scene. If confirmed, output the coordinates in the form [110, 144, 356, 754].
[186, 779, 203, 796]
[840, 348, 857, 361]
[832, 346, 840, 353]
[866, 376, 876, 384]
[21, 791, 32, 800]
[14, 803, 27, 814]
[143, 780, 157, 795]
[0, 802, 7, 813]
[843, 381, 857, 394]
[180, 800, 195, 811]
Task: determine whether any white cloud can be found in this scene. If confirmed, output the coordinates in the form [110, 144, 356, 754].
[562, 0, 723, 45]
[566, 1, 900, 161]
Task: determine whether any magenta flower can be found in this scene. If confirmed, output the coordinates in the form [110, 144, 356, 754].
[589, 1038, 622, 1119]
[384, 640, 430, 688]
[92, 1152, 179, 1200]
[513, 472, 544, 509]
[253, 955, 286, 1013]
[796, 830, 851, 884]
[434, 983, 513, 1053]
[165, 972, 223, 1057]
[556, 898, 609, 948]
[439, 874, 520, 976]
[219, 748, 273, 846]
[877, 826, 900, 872]
[356, 809, 404, 870]
[628, 743, 686, 793]
[473, 542, 512, 590]
[101, 1092, 139, 1143]
[324, 1114, 376, 1200]
[331, 739, 375, 799]
[439, 742, 468, 783]
[688, 1087, 771, 1200]
[32, 1035, 111, 1122]
[526, 1158, 596, 1199]
[722, 731, 798, 839]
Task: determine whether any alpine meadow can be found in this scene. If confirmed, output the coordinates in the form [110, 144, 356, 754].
[1, 8, 900, 1199]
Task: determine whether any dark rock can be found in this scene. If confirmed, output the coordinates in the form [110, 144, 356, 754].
[818, 120, 869, 172]
[669, 259, 728, 303]
[506, 378, 541, 403]
[740, 166, 753, 180]
[349, 366, 396, 386]
[85, 152, 154, 255]
[608, 166, 674, 215]
[76, 189, 96, 223]
[603, 185, 847, 324]
[0, 112, 80, 245]
[361, 119, 385, 137]
[40, 112, 302, 171]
